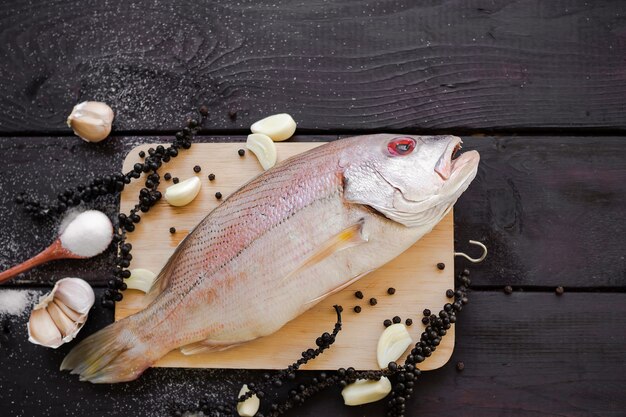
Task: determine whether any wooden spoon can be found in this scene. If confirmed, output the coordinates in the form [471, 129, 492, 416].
[0, 239, 87, 284]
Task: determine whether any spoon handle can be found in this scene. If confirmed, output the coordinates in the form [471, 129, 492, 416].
[0, 240, 72, 284]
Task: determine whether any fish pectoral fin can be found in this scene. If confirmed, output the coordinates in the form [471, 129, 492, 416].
[282, 218, 368, 284]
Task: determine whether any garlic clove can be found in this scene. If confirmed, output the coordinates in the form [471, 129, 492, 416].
[164, 176, 202, 207]
[377, 323, 413, 368]
[125, 268, 157, 293]
[341, 377, 392, 406]
[246, 133, 277, 170]
[250, 113, 296, 142]
[67, 101, 114, 143]
[52, 299, 83, 323]
[236, 384, 260, 417]
[46, 301, 79, 338]
[28, 308, 64, 348]
[53, 278, 95, 315]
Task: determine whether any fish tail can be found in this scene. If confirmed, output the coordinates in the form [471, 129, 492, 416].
[60, 318, 158, 383]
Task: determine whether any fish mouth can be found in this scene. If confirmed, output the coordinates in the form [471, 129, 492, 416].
[434, 138, 478, 181]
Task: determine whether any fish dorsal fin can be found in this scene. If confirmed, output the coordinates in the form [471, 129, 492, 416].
[144, 242, 185, 301]
[282, 218, 368, 284]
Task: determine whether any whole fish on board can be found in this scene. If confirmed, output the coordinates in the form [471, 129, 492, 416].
[62, 134, 480, 383]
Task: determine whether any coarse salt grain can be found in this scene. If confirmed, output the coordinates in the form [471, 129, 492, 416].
[0, 289, 37, 316]
[59, 210, 113, 257]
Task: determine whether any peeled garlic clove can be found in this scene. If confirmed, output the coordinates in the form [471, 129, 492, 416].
[246, 133, 277, 170]
[53, 278, 95, 315]
[164, 176, 202, 207]
[236, 384, 260, 417]
[250, 113, 296, 142]
[28, 308, 64, 348]
[341, 377, 392, 406]
[46, 301, 78, 337]
[125, 268, 157, 293]
[67, 101, 114, 143]
[377, 323, 413, 368]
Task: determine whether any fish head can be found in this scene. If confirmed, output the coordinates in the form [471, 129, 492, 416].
[342, 134, 479, 228]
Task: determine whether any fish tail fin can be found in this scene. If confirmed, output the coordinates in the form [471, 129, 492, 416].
[60, 318, 158, 383]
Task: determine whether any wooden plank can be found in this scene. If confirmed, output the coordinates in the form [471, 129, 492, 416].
[1, 1, 626, 133]
[1, 289, 624, 416]
[1, 135, 624, 289]
[454, 136, 626, 288]
[116, 142, 455, 371]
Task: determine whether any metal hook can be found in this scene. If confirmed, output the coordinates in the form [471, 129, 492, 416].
[455, 240, 488, 263]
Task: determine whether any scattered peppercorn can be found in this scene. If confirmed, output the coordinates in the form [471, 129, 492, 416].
[462, 268, 470, 276]
[456, 361, 465, 371]
[555, 286, 564, 295]
[383, 319, 392, 327]
[215, 192, 222, 199]
[387, 287, 396, 295]
[405, 318, 413, 326]
[436, 262, 445, 270]
[369, 297, 377, 306]
[446, 289, 454, 298]
[169, 227, 176, 234]
[392, 316, 401, 324]
[138, 150, 146, 158]
[199, 105, 209, 116]
[354, 291, 363, 299]
[164, 173, 172, 181]
[238, 148, 245, 156]
[172, 177, 179, 184]
[504, 285, 513, 295]
[208, 173, 215, 181]
[193, 165, 201, 173]
[228, 109, 238, 120]
[423, 309, 431, 316]
[353, 306, 361, 313]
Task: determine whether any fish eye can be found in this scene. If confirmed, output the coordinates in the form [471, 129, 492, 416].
[387, 137, 416, 156]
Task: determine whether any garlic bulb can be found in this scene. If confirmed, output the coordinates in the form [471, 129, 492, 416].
[27, 278, 95, 348]
[377, 323, 413, 368]
[341, 377, 392, 406]
[67, 101, 114, 143]
[250, 113, 296, 142]
[164, 176, 202, 207]
[125, 268, 157, 293]
[246, 133, 277, 170]
[236, 384, 260, 416]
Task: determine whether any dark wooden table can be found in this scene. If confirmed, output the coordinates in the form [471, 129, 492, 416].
[1, 1, 625, 416]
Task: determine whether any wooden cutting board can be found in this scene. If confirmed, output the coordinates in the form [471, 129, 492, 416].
[117, 142, 455, 371]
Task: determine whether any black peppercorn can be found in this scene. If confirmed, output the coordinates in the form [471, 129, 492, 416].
[456, 361, 465, 371]
[215, 192, 222, 199]
[228, 109, 238, 120]
[423, 309, 431, 316]
[355, 291, 363, 299]
[504, 285, 513, 295]
[353, 306, 361, 313]
[392, 316, 401, 324]
[369, 297, 377, 306]
[436, 262, 445, 270]
[164, 173, 171, 181]
[199, 105, 209, 116]
[405, 318, 413, 326]
[421, 317, 429, 325]
[169, 227, 176, 234]
[387, 287, 396, 295]
[238, 148, 245, 156]
[383, 319, 392, 327]
[208, 173, 215, 181]
[139, 151, 146, 158]
[193, 165, 201, 173]
[555, 286, 564, 295]
[446, 289, 454, 298]
[172, 177, 179, 184]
